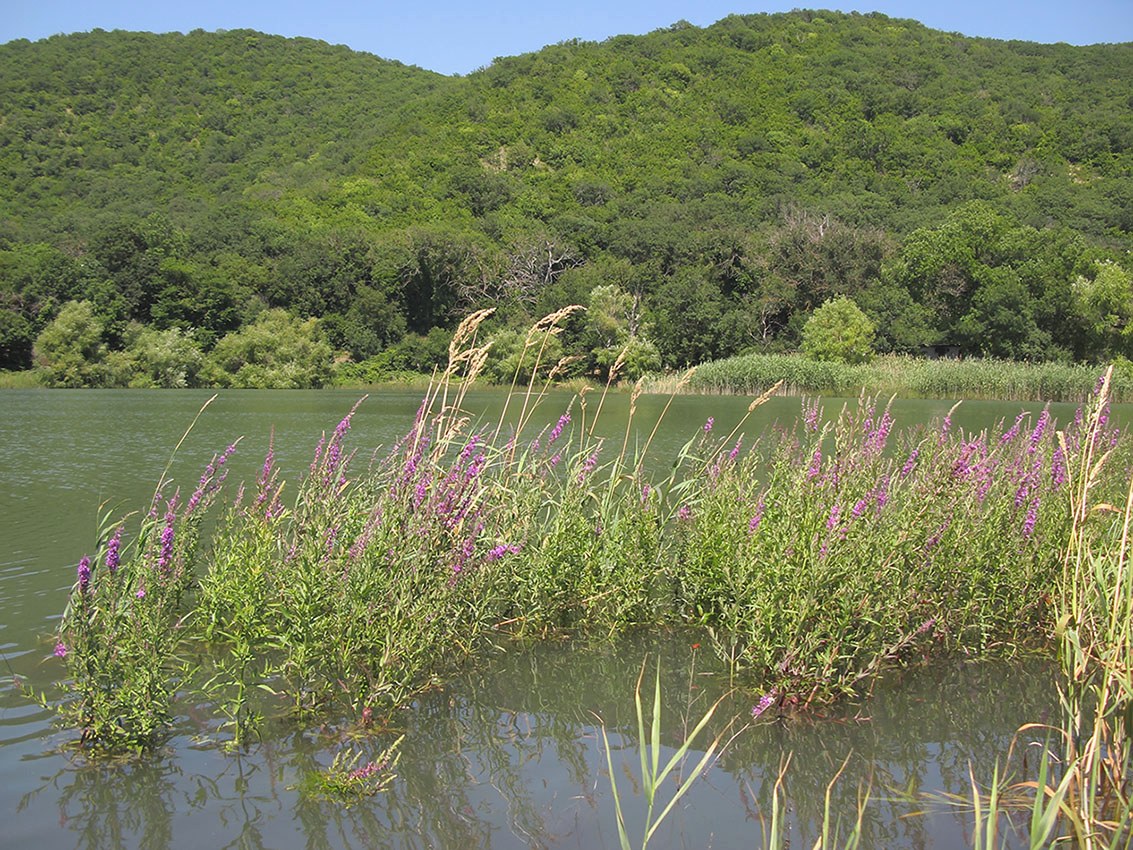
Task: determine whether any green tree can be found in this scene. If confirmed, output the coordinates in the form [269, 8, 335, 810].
[956, 269, 1050, 360]
[208, 308, 333, 388]
[800, 296, 876, 364]
[1074, 260, 1133, 361]
[34, 300, 108, 386]
[121, 325, 206, 388]
[0, 308, 34, 369]
[582, 283, 660, 381]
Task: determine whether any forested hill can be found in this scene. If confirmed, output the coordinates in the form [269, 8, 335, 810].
[2, 12, 1133, 385]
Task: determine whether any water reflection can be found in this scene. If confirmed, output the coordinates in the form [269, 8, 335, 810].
[21, 633, 1057, 849]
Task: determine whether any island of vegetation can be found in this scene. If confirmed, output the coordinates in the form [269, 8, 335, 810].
[0, 12, 1131, 399]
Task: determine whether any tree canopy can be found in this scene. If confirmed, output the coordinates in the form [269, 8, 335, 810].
[1, 14, 1131, 385]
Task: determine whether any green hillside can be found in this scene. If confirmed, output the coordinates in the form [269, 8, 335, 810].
[2, 12, 1132, 386]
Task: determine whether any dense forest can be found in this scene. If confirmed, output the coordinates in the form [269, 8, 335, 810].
[1, 12, 1132, 387]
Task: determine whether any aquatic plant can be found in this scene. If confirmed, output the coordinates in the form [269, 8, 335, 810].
[599, 658, 727, 850]
[39, 312, 1132, 763]
[49, 395, 235, 749]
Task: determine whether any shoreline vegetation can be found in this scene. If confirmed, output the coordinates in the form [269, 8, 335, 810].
[7, 349, 1133, 404]
[22, 310, 1133, 844]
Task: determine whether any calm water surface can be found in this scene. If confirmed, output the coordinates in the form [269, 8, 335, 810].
[0, 389, 1106, 848]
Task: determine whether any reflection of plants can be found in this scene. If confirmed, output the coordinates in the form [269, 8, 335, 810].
[600, 658, 726, 850]
[299, 735, 403, 806]
[751, 753, 871, 850]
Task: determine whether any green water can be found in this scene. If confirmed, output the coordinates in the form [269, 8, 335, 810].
[0, 389, 1100, 848]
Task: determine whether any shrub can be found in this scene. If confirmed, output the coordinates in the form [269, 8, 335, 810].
[801, 296, 875, 365]
[208, 308, 333, 388]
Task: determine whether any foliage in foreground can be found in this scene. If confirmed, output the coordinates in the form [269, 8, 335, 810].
[42, 312, 1129, 764]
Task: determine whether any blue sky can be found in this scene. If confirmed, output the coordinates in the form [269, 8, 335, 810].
[3, 1, 1131, 75]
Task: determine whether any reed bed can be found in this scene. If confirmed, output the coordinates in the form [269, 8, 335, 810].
[650, 352, 1133, 403]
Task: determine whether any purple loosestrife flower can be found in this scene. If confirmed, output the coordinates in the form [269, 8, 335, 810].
[136, 588, 146, 599]
[1023, 497, 1040, 539]
[729, 438, 742, 463]
[807, 448, 822, 481]
[752, 692, 777, 718]
[851, 498, 867, 520]
[77, 555, 91, 593]
[1001, 411, 1027, 443]
[105, 527, 122, 574]
[826, 504, 840, 530]
[803, 398, 822, 432]
[157, 496, 177, 574]
[548, 413, 570, 449]
[310, 434, 326, 474]
[873, 477, 890, 511]
[938, 414, 952, 446]
[1051, 447, 1067, 488]
[1029, 408, 1050, 454]
[926, 522, 949, 550]
[578, 441, 603, 483]
[703, 417, 714, 434]
[460, 434, 480, 463]
[54, 642, 67, 659]
[465, 454, 486, 483]
[486, 543, 520, 562]
[677, 504, 693, 521]
[550, 453, 562, 469]
[254, 432, 277, 509]
[900, 446, 919, 478]
[748, 500, 766, 535]
[917, 617, 937, 635]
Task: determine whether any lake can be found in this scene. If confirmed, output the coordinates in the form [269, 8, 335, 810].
[0, 388, 1099, 848]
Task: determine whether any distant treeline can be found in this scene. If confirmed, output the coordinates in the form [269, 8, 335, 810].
[1, 13, 1131, 386]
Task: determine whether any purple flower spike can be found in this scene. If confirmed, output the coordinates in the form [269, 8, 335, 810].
[752, 692, 777, 719]
[1001, 411, 1027, 443]
[826, 504, 840, 530]
[105, 527, 122, 574]
[677, 504, 693, 521]
[54, 642, 67, 659]
[748, 500, 765, 534]
[1051, 447, 1067, 488]
[900, 446, 919, 478]
[486, 543, 520, 562]
[703, 417, 714, 434]
[77, 555, 91, 592]
[1029, 408, 1050, 454]
[548, 413, 570, 448]
[157, 500, 176, 573]
[803, 398, 822, 432]
[807, 448, 822, 481]
[1023, 497, 1040, 539]
[577, 441, 603, 483]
